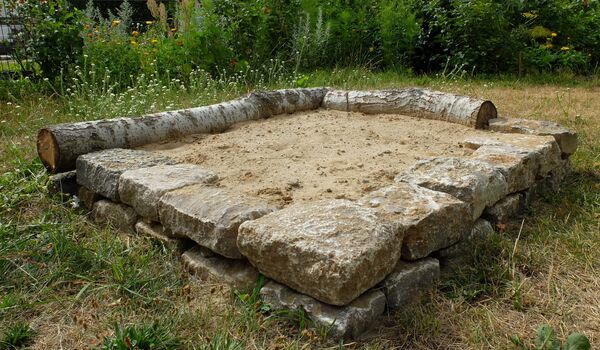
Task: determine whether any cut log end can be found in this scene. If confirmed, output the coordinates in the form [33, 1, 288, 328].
[475, 101, 498, 129]
[37, 129, 59, 173]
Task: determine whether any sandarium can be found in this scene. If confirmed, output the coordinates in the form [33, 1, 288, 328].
[38, 88, 577, 339]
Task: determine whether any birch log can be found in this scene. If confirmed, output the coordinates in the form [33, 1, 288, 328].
[38, 88, 327, 173]
[323, 88, 497, 129]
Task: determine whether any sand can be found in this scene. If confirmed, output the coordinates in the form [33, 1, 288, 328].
[140, 109, 490, 208]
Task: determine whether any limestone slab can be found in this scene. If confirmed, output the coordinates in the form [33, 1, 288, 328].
[76, 148, 175, 201]
[483, 193, 524, 224]
[238, 200, 401, 306]
[358, 183, 470, 260]
[119, 164, 218, 221]
[489, 117, 577, 156]
[463, 134, 562, 190]
[181, 245, 260, 291]
[260, 281, 386, 340]
[77, 186, 101, 210]
[382, 257, 440, 309]
[91, 199, 138, 231]
[158, 184, 272, 259]
[396, 157, 508, 220]
[434, 219, 494, 275]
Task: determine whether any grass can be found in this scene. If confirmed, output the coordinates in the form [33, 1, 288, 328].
[0, 68, 599, 349]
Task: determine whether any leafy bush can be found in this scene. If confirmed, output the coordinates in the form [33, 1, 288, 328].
[11, 0, 85, 80]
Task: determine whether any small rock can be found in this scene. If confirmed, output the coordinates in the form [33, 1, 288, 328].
[260, 281, 386, 340]
[76, 148, 175, 201]
[119, 164, 218, 221]
[135, 221, 192, 252]
[396, 157, 508, 220]
[182, 245, 260, 291]
[91, 199, 138, 232]
[381, 257, 440, 309]
[158, 184, 272, 259]
[78, 186, 102, 211]
[238, 200, 401, 306]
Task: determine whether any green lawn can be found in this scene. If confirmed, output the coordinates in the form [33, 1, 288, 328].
[1, 71, 599, 349]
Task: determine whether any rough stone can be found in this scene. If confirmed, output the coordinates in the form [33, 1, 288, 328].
[91, 199, 138, 231]
[48, 170, 78, 196]
[396, 157, 508, 220]
[158, 184, 272, 259]
[463, 134, 562, 190]
[381, 257, 440, 309]
[181, 245, 260, 291]
[135, 221, 192, 252]
[238, 199, 401, 306]
[260, 281, 386, 340]
[78, 185, 102, 210]
[489, 117, 577, 156]
[76, 148, 175, 201]
[119, 164, 218, 221]
[358, 183, 471, 260]
[434, 219, 495, 276]
[483, 193, 524, 224]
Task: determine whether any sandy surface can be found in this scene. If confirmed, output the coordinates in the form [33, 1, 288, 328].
[140, 109, 489, 208]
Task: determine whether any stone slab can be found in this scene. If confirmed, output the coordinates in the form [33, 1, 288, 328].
[381, 257, 440, 309]
[135, 221, 192, 252]
[396, 157, 508, 221]
[238, 199, 402, 306]
[260, 281, 386, 340]
[483, 193, 524, 224]
[463, 134, 562, 191]
[434, 219, 495, 276]
[119, 164, 218, 221]
[48, 170, 78, 196]
[76, 148, 175, 201]
[91, 199, 138, 231]
[181, 245, 260, 291]
[77, 185, 101, 210]
[489, 117, 577, 156]
[158, 184, 272, 259]
[358, 183, 471, 260]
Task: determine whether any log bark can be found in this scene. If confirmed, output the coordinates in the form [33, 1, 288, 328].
[38, 88, 327, 173]
[323, 88, 497, 129]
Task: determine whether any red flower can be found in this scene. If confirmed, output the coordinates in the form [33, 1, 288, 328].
[230, 58, 238, 66]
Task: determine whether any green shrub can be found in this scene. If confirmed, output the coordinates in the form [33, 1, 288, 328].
[377, 0, 420, 69]
[11, 0, 85, 80]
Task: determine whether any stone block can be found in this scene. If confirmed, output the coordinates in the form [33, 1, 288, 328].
[76, 148, 175, 201]
[119, 164, 218, 221]
[238, 199, 401, 306]
[158, 184, 272, 259]
[78, 186, 101, 211]
[483, 193, 524, 224]
[434, 219, 494, 276]
[381, 257, 440, 309]
[489, 117, 577, 156]
[358, 183, 470, 260]
[181, 245, 260, 291]
[396, 157, 508, 220]
[260, 281, 386, 340]
[91, 199, 138, 231]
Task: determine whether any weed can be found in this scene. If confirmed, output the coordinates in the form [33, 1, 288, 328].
[98, 322, 181, 350]
[0, 323, 35, 349]
[511, 324, 591, 350]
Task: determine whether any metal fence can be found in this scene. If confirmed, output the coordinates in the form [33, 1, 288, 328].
[0, 1, 22, 74]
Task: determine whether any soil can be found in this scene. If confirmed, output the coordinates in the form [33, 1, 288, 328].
[140, 109, 490, 208]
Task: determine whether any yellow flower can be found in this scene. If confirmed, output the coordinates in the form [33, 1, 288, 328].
[369, 46, 375, 52]
[551, 32, 557, 37]
[545, 43, 553, 49]
[561, 46, 570, 51]
[131, 30, 140, 37]
[150, 39, 159, 44]
[146, 21, 154, 25]
[130, 40, 137, 46]
[111, 19, 121, 27]
[171, 28, 177, 32]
